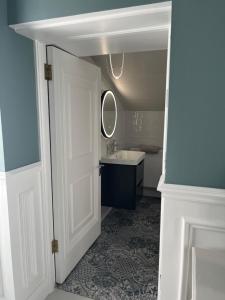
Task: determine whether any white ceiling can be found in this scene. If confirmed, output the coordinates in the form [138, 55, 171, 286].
[93, 50, 167, 111]
[12, 2, 171, 57]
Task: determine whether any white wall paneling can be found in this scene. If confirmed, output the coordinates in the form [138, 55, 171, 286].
[0, 164, 54, 300]
[0, 172, 15, 300]
[158, 176, 225, 300]
[192, 248, 225, 300]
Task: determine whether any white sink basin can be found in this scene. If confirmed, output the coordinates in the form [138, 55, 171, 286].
[101, 150, 145, 165]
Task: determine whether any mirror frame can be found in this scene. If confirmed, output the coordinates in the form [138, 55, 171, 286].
[101, 90, 118, 139]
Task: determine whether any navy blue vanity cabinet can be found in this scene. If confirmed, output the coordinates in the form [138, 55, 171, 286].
[101, 160, 144, 210]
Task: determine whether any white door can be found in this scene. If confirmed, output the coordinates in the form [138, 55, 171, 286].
[47, 46, 101, 283]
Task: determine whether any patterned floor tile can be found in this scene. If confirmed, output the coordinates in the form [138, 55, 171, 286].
[57, 197, 160, 300]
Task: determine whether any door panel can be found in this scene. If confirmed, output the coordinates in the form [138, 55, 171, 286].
[47, 46, 101, 283]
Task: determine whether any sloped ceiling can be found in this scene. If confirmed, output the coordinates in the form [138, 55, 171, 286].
[93, 50, 167, 111]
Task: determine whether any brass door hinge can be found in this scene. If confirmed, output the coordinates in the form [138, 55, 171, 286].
[52, 239, 59, 253]
[44, 63, 52, 80]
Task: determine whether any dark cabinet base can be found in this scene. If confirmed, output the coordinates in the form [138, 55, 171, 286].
[101, 160, 144, 210]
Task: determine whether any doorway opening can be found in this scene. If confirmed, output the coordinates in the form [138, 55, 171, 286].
[12, 2, 171, 299]
[54, 46, 167, 300]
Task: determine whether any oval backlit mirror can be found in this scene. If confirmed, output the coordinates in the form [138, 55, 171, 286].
[101, 90, 118, 138]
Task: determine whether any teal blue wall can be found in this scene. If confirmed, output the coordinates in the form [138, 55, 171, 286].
[8, 0, 164, 24]
[5, 0, 225, 188]
[166, 0, 225, 188]
[0, 113, 5, 171]
[0, 0, 39, 171]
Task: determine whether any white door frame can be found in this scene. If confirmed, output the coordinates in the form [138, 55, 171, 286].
[34, 41, 56, 290]
[23, 2, 172, 297]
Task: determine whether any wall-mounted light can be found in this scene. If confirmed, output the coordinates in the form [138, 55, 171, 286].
[101, 90, 118, 138]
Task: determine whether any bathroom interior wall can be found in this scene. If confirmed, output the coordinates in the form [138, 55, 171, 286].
[102, 109, 165, 188]
[82, 56, 126, 157]
[124, 111, 164, 188]
[92, 52, 166, 189]
[124, 111, 164, 148]
[100, 73, 126, 157]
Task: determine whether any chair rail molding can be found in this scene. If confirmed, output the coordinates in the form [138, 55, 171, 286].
[157, 175, 225, 300]
[0, 163, 54, 300]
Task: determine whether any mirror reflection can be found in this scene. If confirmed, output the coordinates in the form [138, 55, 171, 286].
[101, 90, 117, 138]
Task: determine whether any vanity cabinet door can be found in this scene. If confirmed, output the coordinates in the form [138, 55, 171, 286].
[101, 164, 136, 209]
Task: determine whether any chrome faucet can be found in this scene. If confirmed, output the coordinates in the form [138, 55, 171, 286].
[107, 139, 118, 156]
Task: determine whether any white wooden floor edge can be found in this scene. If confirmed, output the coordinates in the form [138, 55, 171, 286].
[46, 289, 92, 300]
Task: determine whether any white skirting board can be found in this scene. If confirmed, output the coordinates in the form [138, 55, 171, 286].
[0, 163, 54, 300]
[157, 175, 225, 300]
[143, 187, 161, 198]
[46, 289, 92, 300]
[101, 206, 112, 221]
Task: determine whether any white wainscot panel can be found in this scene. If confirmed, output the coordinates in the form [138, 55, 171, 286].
[0, 173, 15, 300]
[0, 175, 5, 298]
[158, 177, 225, 300]
[0, 164, 53, 300]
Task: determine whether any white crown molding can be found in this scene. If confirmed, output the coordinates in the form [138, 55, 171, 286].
[69, 25, 169, 40]
[10, 1, 171, 58]
[10, 2, 171, 30]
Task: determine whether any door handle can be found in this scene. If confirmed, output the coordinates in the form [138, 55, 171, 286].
[98, 164, 105, 176]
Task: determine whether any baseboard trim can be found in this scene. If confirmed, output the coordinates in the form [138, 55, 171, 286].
[143, 187, 161, 198]
[101, 207, 112, 221]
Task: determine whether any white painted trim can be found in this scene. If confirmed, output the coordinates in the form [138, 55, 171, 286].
[158, 175, 225, 205]
[10, 2, 171, 31]
[0, 175, 15, 300]
[0, 162, 41, 175]
[191, 247, 197, 300]
[34, 41, 55, 296]
[158, 176, 225, 300]
[0, 172, 6, 179]
[178, 217, 225, 300]
[46, 289, 92, 300]
[10, 2, 171, 57]
[69, 25, 169, 40]
[25, 3, 172, 297]
[162, 22, 171, 175]
[101, 207, 112, 222]
[158, 24, 171, 298]
[0, 163, 55, 300]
